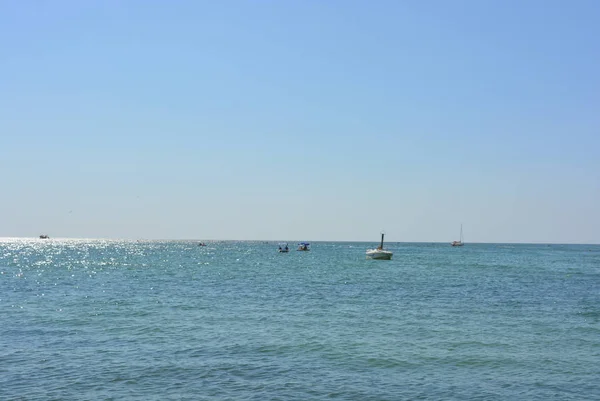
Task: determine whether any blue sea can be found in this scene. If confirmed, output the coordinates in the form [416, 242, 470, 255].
[1, 239, 599, 400]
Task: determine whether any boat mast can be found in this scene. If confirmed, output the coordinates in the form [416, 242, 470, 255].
[380, 233, 384, 249]
[460, 224, 463, 243]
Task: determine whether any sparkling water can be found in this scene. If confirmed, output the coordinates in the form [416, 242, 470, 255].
[1, 239, 598, 400]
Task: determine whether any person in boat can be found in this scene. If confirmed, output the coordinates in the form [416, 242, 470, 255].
[285, 245, 289, 251]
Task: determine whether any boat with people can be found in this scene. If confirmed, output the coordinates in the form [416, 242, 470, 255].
[278, 243, 289, 253]
[39, 235, 50, 239]
[451, 224, 464, 247]
[297, 242, 310, 251]
[366, 232, 393, 260]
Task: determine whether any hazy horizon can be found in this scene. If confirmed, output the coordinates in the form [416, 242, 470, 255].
[2, 1, 598, 244]
[1, 236, 598, 246]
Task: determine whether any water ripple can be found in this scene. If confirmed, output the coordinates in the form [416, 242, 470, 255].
[1, 240, 599, 400]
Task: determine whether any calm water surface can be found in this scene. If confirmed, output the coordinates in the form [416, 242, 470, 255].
[1, 239, 599, 400]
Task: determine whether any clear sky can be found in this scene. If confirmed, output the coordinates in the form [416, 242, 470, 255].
[1, 0, 599, 243]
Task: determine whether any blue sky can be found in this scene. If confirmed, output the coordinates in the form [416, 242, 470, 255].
[1, 0, 599, 243]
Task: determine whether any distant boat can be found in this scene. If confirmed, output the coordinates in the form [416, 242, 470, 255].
[451, 224, 464, 247]
[278, 243, 289, 253]
[39, 235, 50, 239]
[198, 242, 207, 247]
[366, 233, 393, 260]
[297, 242, 310, 251]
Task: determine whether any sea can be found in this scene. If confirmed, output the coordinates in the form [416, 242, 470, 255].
[1, 239, 599, 400]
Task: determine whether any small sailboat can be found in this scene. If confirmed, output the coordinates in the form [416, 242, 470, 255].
[451, 224, 464, 247]
[366, 232, 393, 260]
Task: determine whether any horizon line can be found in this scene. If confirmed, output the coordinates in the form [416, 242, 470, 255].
[0, 237, 598, 246]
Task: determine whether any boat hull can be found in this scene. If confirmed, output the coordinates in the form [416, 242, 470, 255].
[366, 250, 393, 260]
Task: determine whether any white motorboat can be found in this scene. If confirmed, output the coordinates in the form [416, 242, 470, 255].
[366, 233, 393, 260]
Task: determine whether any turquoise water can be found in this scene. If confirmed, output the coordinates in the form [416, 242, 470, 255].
[1, 239, 599, 400]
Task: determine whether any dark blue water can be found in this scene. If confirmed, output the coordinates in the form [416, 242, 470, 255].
[1, 239, 599, 400]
